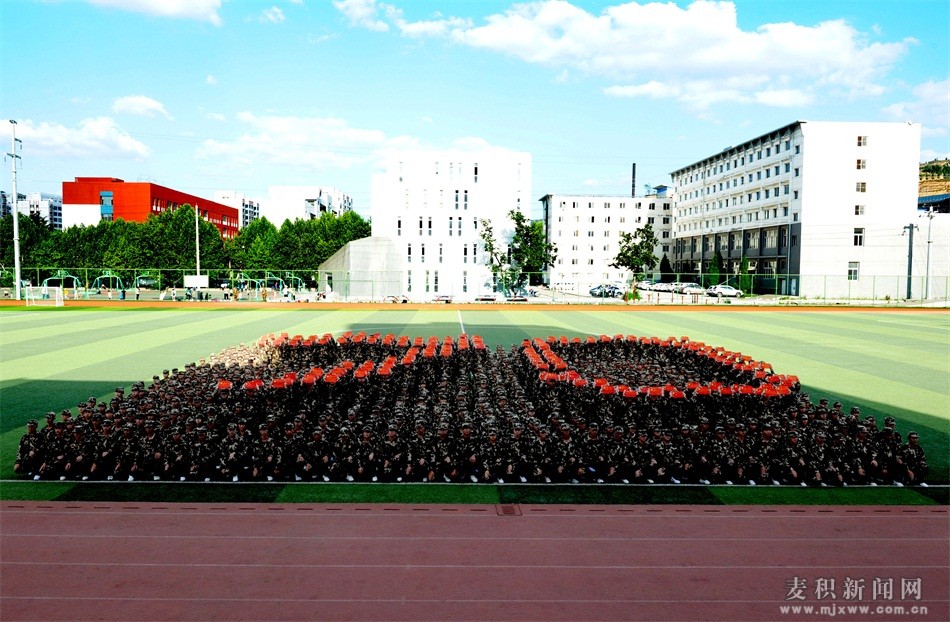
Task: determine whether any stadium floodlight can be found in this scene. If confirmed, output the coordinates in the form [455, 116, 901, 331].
[8, 120, 22, 301]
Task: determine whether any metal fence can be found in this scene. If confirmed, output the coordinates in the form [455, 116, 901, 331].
[4, 267, 949, 305]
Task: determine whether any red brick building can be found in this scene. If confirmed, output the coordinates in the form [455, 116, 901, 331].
[62, 177, 239, 239]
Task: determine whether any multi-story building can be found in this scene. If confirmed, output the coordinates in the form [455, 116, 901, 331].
[61, 177, 239, 239]
[670, 121, 921, 297]
[540, 189, 673, 291]
[263, 186, 353, 225]
[369, 149, 531, 300]
[21, 193, 63, 229]
[214, 191, 261, 229]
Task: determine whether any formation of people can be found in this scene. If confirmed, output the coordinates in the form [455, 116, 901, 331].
[15, 332, 929, 486]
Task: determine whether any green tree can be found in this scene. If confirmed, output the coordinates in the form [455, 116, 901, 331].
[658, 253, 674, 283]
[610, 223, 658, 288]
[478, 217, 518, 294]
[739, 254, 752, 294]
[705, 250, 724, 287]
[227, 217, 278, 270]
[508, 210, 557, 286]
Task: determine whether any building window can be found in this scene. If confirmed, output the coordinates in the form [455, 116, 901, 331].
[428, 217, 432, 236]
[855, 205, 865, 216]
[463, 271, 468, 293]
[853, 228, 865, 246]
[407, 244, 412, 263]
[438, 244, 443, 264]
[848, 262, 860, 280]
[421, 243, 426, 263]
[856, 159, 866, 170]
[857, 136, 868, 147]
[397, 218, 402, 236]
[793, 190, 799, 200]
[856, 182, 867, 193]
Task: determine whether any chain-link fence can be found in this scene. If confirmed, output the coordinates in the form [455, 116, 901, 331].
[4, 267, 949, 305]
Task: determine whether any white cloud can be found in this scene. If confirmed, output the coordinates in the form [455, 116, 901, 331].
[260, 6, 285, 24]
[333, 0, 389, 32]
[0, 117, 149, 160]
[883, 78, 950, 138]
[920, 149, 950, 162]
[195, 111, 394, 170]
[70, 97, 93, 105]
[112, 95, 173, 119]
[205, 112, 227, 122]
[342, 0, 913, 113]
[87, 0, 222, 26]
[206, 75, 218, 86]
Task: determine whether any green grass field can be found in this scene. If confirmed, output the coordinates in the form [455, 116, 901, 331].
[2, 306, 947, 504]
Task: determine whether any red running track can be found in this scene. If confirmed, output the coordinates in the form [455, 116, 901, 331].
[1, 503, 947, 621]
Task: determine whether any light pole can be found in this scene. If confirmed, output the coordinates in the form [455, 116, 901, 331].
[8, 120, 22, 301]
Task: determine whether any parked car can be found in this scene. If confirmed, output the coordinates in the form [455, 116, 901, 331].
[432, 294, 454, 303]
[681, 284, 706, 295]
[673, 283, 706, 294]
[636, 280, 656, 291]
[475, 292, 502, 302]
[706, 284, 743, 298]
[590, 284, 623, 298]
[651, 282, 675, 292]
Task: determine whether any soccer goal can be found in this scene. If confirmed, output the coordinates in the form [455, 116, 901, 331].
[24, 286, 65, 307]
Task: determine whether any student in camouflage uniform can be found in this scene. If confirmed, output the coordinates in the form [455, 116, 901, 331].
[14, 420, 44, 479]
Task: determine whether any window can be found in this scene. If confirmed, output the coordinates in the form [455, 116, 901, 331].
[793, 190, 799, 200]
[795, 145, 800, 154]
[853, 228, 865, 246]
[397, 218, 402, 236]
[794, 168, 800, 177]
[407, 244, 412, 263]
[856, 182, 867, 193]
[856, 159, 866, 170]
[848, 262, 860, 280]
[857, 136, 867, 147]
[420, 244, 426, 263]
[418, 217, 423, 235]
[438, 244, 443, 264]
[854, 205, 865, 216]
[428, 217, 432, 236]
[463, 245, 468, 264]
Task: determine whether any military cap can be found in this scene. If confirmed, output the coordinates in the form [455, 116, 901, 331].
[102, 419, 114, 426]
[46, 411, 56, 419]
[27, 419, 38, 426]
[123, 423, 134, 430]
[461, 422, 473, 429]
[196, 426, 208, 432]
[258, 423, 268, 430]
[387, 423, 398, 431]
[513, 422, 524, 430]
[54, 421, 65, 428]
[266, 415, 277, 421]
[227, 423, 237, 430]
[907, 431, 919, 439]
[850, 406, 861, 414]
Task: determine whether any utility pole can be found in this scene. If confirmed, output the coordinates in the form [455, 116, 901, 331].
[7, 120, 22, 301]
[902, 222, 917, 299]
[924, 205, 935, 300]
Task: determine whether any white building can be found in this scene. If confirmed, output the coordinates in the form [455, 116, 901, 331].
[370, 149, 532, 300]
[5, 192, 63, 229]
[214, 191, 261, 229]
[540, 190, 673, 292]
[669, 121, 924, 298]
[263, 186, 353, 225]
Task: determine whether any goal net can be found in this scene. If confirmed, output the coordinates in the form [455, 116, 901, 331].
[24, 286, 65, 307]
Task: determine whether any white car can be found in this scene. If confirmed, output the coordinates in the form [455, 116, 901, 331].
[652, 282, 674, 292]
[706, 284, 743, 298]
[673, 282, 700, 294]
[681, 284, 706, 295]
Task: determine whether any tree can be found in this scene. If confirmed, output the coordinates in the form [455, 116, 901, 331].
[508, 210, 557, 286]
[706, 250, 724, 287]
[739, 254, 752, 294]
[658, 253, 674, 283]
[478, 217, 518, 294]
[610, 223, 658, 287]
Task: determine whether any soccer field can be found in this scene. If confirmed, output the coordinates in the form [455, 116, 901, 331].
[1, 305, 947, 499]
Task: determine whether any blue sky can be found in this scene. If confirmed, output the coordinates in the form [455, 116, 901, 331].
[1, 0, 947, 217]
